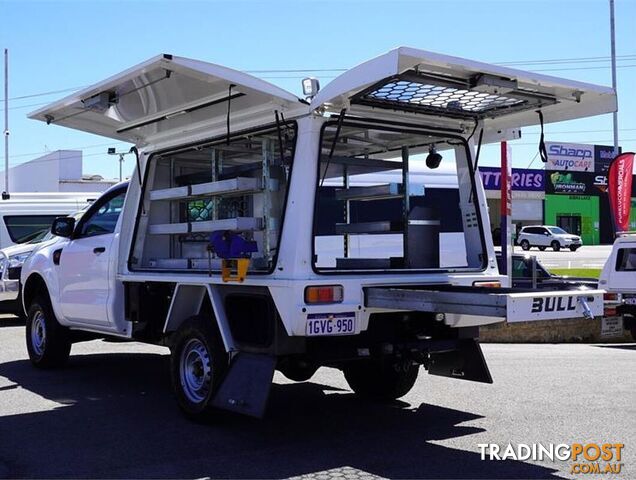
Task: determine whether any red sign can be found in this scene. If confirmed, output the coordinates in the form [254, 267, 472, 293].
[608, 152, 634, 233]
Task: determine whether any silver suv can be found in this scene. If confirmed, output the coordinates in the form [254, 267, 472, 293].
[517, 225, 582, 252]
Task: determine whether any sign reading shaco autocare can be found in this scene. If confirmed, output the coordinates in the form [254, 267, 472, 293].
[545, 142, 595, 172]
[479, 167, 544, 191]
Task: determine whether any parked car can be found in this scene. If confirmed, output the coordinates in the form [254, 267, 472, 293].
[517, 225, 582, 252]
[0, 192, 98, 249]
[496, 253, 597, 290]
[598, 233, 636, 340]
[0, 209, 88, 318]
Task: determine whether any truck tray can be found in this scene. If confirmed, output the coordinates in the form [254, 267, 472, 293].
[364, 285, 605, 322]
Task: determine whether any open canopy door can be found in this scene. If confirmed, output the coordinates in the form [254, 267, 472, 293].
[311, 47, 617, 137]
[29, 54, 305, 145]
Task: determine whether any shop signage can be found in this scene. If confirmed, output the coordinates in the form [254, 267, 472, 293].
[545, 142, 595, 172]
[479, 167, 544, 191]
[545, 171, 597, 195]
[594, 145, 621, 174]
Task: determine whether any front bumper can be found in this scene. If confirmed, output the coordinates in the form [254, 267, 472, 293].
[0, 278, 20, 302]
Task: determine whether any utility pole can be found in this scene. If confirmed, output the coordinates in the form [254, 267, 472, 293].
[3, 48, 8, 197]
[108, 147, 130, 181]
[609, 0, 619, 155]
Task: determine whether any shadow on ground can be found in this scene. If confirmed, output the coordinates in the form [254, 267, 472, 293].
[0, 316, 23, 328]
[0, 352, 560, 479]
[593, 343, 636, 351]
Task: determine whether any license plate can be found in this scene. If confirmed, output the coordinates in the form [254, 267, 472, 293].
[624, 296, 636, 305]
[306, 312, 356, 336]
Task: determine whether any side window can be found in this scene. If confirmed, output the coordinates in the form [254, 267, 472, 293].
[78, 191, 126, 237]
[540, 228, 549, 235]
[615, 248, 636, 272]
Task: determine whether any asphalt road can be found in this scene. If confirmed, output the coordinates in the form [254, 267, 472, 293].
[510, 245, 612, 270]
[0, 316, 634, 479]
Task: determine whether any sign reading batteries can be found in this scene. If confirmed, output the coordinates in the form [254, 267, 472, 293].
[545, 142, 595, 172]
[479, 167, 544, 191]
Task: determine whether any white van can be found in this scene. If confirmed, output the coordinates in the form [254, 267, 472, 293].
[0, 193, 98, 249]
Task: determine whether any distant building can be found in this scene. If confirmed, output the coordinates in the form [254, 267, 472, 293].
[4, 150, 118, 193]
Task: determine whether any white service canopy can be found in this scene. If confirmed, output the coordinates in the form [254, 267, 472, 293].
[28, 54, 305, 145]
[311, 47, 617, 137]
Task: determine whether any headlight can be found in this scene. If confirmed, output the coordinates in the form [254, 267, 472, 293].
[8, 252, 32, 268]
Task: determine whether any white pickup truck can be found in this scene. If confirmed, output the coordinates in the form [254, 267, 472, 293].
[599, 233, 636, 340]
[21, 47, 612, 419]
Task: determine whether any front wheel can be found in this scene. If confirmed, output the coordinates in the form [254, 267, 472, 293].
[343, 359, 419, 401]
[551, 241, 561, 252]
[538, 246, 546, 251]
[570, 245, 580, 252]
[520, 240, 530, 251]
[170, 315, 228, 420]
[25, 295, 71, 368]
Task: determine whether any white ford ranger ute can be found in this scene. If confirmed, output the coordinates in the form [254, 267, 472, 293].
[21, 48, 611, 419]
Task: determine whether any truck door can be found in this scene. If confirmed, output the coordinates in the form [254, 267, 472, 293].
[58, 188, 126, 326]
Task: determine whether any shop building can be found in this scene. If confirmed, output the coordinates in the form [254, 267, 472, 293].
[480, 143, 636, 245]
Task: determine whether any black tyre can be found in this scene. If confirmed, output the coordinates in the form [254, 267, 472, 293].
[520, 240, 530, 251]
[538, 246, 546, 251]
[25, 295, 71, 368]
[170, 315, 228, 420]
[279, 359, 318, 382]
[343, 359, 419, 401]
[551, 241, 561, 252]
[569, 245, 579, 252]
[630, 326, 636, 342]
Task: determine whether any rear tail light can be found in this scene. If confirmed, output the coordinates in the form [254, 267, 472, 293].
[305, 285, 344, 304]
[604, 307, 617, 316]
[473, 280, 501, 288]
[604, 293, 618, 301]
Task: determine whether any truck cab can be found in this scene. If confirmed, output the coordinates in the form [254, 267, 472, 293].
[599, 233, 636, 339]
[21, 47, 613, 419]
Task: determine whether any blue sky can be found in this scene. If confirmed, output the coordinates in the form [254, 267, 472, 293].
[1, 0, 634, 179]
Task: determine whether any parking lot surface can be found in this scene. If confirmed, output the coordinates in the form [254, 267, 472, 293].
[0, 316, 634, 479]
[513, 245, 612, 270]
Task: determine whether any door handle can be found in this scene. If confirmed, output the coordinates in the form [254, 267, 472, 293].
[93, 247, 106, 254]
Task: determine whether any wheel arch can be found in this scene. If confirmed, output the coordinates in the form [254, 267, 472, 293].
[163, 284, 235, 352]
[23, 273, 50, 312]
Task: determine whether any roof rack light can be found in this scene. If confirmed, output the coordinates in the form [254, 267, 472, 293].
[469, 74, 517, 95]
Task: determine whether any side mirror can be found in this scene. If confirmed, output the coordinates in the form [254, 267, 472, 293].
[51, 217, 75, 238]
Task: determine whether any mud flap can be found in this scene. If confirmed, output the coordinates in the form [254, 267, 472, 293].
[212, 352, 276, 417]
[427, 339, 493, 384]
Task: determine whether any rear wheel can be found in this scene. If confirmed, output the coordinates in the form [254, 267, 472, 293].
[170, 315, 228, 420]
[25, 295, 71, 368]
[538, 246, 546, 251]
[551, 241, 561, 252]
[520, 240, 530, 251]
[343, 359, 419, 401]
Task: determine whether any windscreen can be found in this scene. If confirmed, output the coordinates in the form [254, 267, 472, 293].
[312, 121, 485, 272]
[3, 215, 61, 244]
